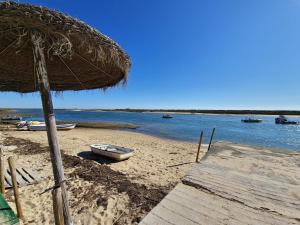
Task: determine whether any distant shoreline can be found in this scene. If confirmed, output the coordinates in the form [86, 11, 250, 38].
[2, 108, 300, 116]
[71, 109, 300, 116]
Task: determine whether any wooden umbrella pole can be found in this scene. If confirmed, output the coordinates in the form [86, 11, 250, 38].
[31, 29, 73, 225]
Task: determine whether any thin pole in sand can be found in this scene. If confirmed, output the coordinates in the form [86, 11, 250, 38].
[8, 156, 24, 220]
[208, 128, 216, 152]
[0, 148, 5, 193]
[31, 29, 73, 225]
[196, 131, 203, 162]
[53, 187, 64, 225]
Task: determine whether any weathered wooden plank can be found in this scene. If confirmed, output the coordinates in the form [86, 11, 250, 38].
[140, 142, 300, 225]
[185, 170, 299, 206]
[184, 170, 297, 204]
[22, 168, 41, 182]
[4, 168, 42, 188]
[7, 170, 27, 187]
[171, 184, 294, 225]
[4, 180, 9, 188]
[151, 205, 199, 225]
[141, 183, 298, 225]
[4, 172, 12, 187]
[139, 213, 174, 225]
[16, 168, 35, 184]
[184, 164, 300, 219]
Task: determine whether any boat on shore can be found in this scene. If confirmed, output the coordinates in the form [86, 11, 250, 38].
[28, 123, 76, 131]
[162, 114, 173, 119]
[90, 144, 134, 161]
[275, 115, 298, 125]
[241, 117, 262, 123]
[1, 116, 22, 124]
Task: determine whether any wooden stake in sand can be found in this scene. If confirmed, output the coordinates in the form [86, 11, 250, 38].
[0, 148, 4, 194]
[31, 29, 72, 225]
[208, 128, 216, 152]
[8, 156, 24, 220]
[53, 187, 65, 225]
[196, 131, 203, 163]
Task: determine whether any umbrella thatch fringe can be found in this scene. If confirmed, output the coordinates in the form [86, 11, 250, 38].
[0, 1, 131, 92]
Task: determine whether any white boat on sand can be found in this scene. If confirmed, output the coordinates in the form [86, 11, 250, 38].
[90, 144, 134, 161]
[1, 116, 22, 124]
[28, 123, 76, 131]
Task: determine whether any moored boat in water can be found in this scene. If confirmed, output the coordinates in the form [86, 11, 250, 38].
[90, 144, 134, 161]
[275, 115, 298, 125]
[241, 117, 262, 123]
[162, 114, 173, 119]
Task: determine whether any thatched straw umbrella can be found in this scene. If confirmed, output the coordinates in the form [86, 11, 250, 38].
[0, 2, 131, 224]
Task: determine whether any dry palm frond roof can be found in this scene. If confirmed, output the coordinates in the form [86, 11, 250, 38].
[0, 1, 131, 93]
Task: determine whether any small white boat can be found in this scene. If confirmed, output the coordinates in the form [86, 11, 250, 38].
[1, 116, 22, 124]
[90, 144, 134, 161]
[28, 123, 76, 131]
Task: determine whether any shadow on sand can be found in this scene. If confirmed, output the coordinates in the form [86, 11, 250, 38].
[77, 151, 118, 165]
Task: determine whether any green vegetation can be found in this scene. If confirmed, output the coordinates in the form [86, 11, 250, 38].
[97, 109, 300, 116]
[64, 121, 139, 129]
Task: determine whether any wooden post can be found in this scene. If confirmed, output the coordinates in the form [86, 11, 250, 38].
[8, 157, 24, 220]
[208, 128, 216, 152]
[0, 148, 5, 193]
[53, 187, 64, 225]
[31, 29, 73, 225]
[196, 131, 203, 163]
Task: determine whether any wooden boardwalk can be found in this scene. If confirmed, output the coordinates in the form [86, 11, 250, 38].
[140, 142, 300, 225]
[4, 167, 42, 188]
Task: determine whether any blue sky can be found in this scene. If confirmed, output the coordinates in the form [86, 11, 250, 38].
[1, 0, 300, 109]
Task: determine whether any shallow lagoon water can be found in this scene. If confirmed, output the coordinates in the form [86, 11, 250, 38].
[17, 109, 300, 151]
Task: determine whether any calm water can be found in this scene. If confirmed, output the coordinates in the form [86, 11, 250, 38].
[16, 109, 300, 151]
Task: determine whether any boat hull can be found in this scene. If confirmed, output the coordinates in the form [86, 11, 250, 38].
[241, 119, 262, 123]
[1, 117, 22, 124]
[162, 115, 173, 119]
[275, 121, 298, 125]
[90, 144, 134, 161]
[28, 123, 76, 131]
[1, 119, 21, 124]
[275, 116, 298, 125]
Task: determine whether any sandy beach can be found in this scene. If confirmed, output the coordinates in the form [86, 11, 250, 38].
[0, 128, 207, 225]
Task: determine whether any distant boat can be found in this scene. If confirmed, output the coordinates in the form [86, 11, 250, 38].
[90, 144, 134, 161]
[1, 116, 22, 124]
[241, 117, 262, 123]
[28, 123, 76, 131]
[162, 114, 173, 119]
[275, 115, 298, 125]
